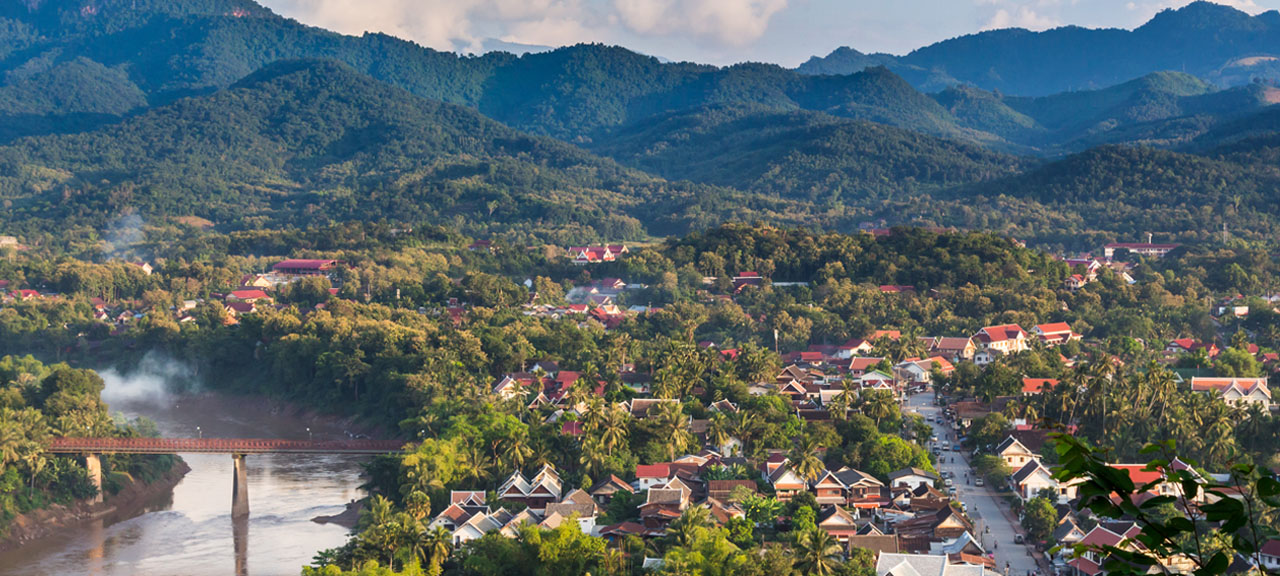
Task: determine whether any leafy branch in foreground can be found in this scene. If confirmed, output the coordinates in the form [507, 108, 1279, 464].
[1052, 434, 1280, 576]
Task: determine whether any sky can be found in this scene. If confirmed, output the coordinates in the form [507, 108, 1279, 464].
[259, 0, 1280, 66]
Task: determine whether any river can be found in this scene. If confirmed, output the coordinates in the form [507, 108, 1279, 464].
[0, 388, 375, 576]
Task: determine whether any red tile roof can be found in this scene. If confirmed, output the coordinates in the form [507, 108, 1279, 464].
[635, 464, 671, 479]
[1022, 378, 1058, 394]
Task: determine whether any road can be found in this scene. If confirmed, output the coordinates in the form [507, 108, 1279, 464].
[907, 391, 1043, 576]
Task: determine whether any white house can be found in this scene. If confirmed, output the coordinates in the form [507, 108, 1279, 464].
[887, 467, 938, 490]
[1011, 460, 1076, 504]
[1190, 377, 1271, 410]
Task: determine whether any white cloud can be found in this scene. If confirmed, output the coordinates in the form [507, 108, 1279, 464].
[265, 0, 598, 53]
[979, 2, 1061, 30]
[613, 0, 789, 47]
[264, 0, 789, 54]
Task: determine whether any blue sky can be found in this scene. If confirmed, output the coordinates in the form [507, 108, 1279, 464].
[261, 0, 1278, 66]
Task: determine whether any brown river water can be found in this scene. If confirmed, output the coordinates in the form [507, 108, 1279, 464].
[0, 381, 375, 576]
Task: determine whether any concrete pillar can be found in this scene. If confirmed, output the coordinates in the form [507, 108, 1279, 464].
[232, 454, 249, 519]
[85, 453, 103, 504]
[232, 513, 249, 576]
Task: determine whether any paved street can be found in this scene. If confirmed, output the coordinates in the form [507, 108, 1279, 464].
[907, 391, 1042, 576]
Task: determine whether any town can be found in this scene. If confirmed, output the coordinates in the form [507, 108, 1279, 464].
[4, 225, 1278, 576]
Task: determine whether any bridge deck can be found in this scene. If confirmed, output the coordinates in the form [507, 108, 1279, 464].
[47, 437, 404, 455]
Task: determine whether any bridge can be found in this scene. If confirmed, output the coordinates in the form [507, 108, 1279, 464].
[48, 437, 405, 518]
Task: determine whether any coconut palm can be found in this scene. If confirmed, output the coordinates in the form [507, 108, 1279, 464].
[707, 412, 732, 453]
[793, 527, 842, 576]
[788, 437, 826, 483]
[500, 430, 533, 470]
[666, 505, 712, 547]
[598, 403, 630, 455]
[414, 525, 453, 570]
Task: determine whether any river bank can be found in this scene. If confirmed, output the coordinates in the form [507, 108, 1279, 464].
[0, 458, 192, 554]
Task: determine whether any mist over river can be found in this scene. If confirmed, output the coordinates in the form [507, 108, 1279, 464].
[0, 371, 374, 576]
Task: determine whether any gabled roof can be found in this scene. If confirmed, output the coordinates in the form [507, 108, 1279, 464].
[817, 505, 858, 527]
[1011, 460, 1052, 484]
[834, 466, 883, 487]
[636, 463, 671, 479]
[1021, 378, 1058, 394]
[974, 324, 1026, 343]
[1190, 377, 1270, 399]
[589, 475, 634, 495]
[888, 467, 938, 482]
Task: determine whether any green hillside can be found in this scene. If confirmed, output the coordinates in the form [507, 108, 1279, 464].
[590, 104, 1026, 202]
[0, 60, 800, 242]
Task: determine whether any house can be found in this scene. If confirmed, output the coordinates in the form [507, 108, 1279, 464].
[627, 398, 680, 419]
[767, 464, 808, 501]
[848, 534, 901, 556]
[928, 337, 977, 362]
[1259, 540, 1280, 572]
[1010, 460, 1075, 503]
[1054, 516, 1087, 546]
[497, 464, 563, 509]
[833, 467, 888, 508]
[894, 357, 954, 388]
[1103, 243, 1179, 259]
[131, 262, 154, 275]
[880, 285, 916, 294]
[1032, 323, 1081, 347]
[995, 436, 1040, 469]
[817, 505, 862, 542]
[838, 338, 876, 359]
[888, 467, 938, 490]
[1064, 274, 1089, 291]
[894, 507, 975, 550]
[1190, 377, 1271, 410]
[1067, 522, 1142, 576]
[272, 259, 337, 276]
[635, 464, 673, 490]
[567, 246, 619, 265]
[227, 289, 271, 303]
[877, 553, 986, 576]
[1166, 339, 1220, 358]
[467, 240, 494, 253]
[707, 479, 756, 501]
[1022, 378, 1058, 396]
[848, 357, 887, 377]
[638, 488, 688, 529]
[973, 324, 1028, 356]
[588, 475, 634, 505]
[543, 489, 599, 533]
[860, 370, 896, 391]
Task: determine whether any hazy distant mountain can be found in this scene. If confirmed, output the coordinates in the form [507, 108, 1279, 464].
[799, 2, 1280, 96]
[470, 38, 555, 56]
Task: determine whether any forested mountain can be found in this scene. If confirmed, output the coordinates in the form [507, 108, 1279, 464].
[589, 104, 1027, 202]
[934, 72, 1280, 153]
[0, 60, 808, 242]
[798, 2, 1280, 96]
[7, 0, 1274, 155]
[954, 145, 1280, 246]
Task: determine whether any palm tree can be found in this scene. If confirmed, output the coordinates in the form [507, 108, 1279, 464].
[707, 413, 732, 453]
[788, 437, 826, 484]
[793, 528, 842, 576]
[731, 412, 760, 455]
[501, 431, 533, 470]
[666, 506, 712, 547]
[862, 389, 897, 426]
[654, 402, 693, 460]
[598, 404, 630, 456]
[828, 383, 856, 422]
[414, 525, 453, 570]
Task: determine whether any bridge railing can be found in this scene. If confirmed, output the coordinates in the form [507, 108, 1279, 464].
[46, 437, 405, 455]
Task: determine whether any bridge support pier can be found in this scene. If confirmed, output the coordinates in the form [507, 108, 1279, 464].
[232, 454, 249, 519]
[85, 453, 103, 504]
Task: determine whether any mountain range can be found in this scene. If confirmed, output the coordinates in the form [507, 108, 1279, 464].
[1, 0, 1279, 251]
[797, 2, 1280, 96]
